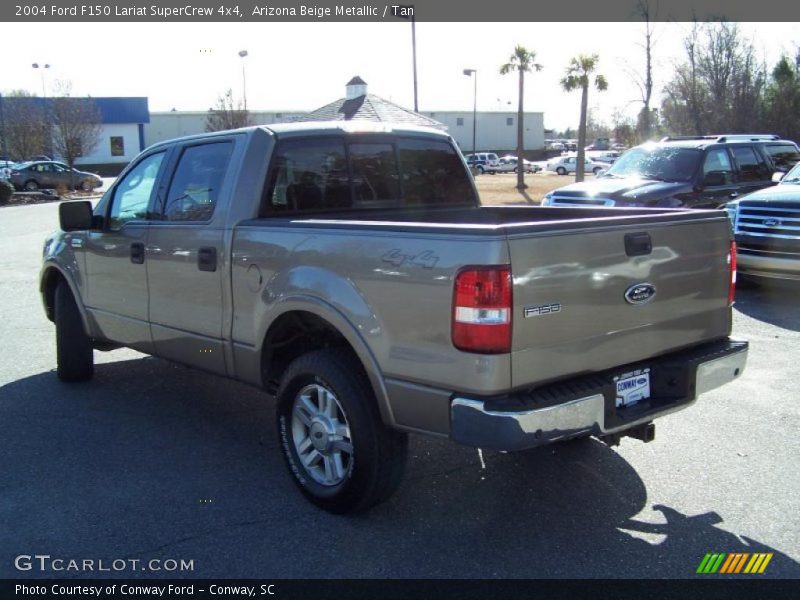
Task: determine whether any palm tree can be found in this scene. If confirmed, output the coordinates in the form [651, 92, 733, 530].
[560, 54, 608, 182]
[500, 45, 542, 192]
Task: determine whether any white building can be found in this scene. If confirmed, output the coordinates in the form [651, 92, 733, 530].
[422, 111, 545, 154]
[145, 110, 307, 147]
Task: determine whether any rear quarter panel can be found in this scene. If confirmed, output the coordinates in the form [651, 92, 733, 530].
[230, 223, 512, 396]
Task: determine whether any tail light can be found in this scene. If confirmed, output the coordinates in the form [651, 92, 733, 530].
[728, 241, 737, 306]
[452, 266, 512, 354]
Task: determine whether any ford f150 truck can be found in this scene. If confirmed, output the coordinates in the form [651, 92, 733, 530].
[41, 123, 748, 513]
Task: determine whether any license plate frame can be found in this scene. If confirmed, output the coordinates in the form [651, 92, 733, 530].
[614, 368, 651, 408]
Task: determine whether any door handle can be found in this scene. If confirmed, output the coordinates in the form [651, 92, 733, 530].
[198, 247, 217, 272]
[728, 192, 739, 199]
[130, 242, 145, 264]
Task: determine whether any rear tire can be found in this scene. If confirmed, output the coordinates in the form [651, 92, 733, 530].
[24, 180, 39, 191]
[54, 281, 94, 382]
[276, 349, 408, 514]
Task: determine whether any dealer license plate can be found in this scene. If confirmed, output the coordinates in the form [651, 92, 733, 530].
[614, 369, 651, 407]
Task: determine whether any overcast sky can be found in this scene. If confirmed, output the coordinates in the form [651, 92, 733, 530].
[4, 21, 798, 131]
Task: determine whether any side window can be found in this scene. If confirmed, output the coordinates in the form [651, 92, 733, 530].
[349, 143, 401, 206]
[163, 142, 233, 222]
[702, 148, 734, 177]
[263, 139, 349, 214]
[764, 144, 800, 172]
[109, 151, 165, 231]
[731, 146, 771, 182]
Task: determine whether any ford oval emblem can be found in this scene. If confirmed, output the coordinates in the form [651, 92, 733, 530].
[625, 283, 657, 305]
[763, 218, 782, 227]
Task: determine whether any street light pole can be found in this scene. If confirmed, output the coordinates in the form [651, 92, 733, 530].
[32, 62, 51, 97]
[463, 69, 477, 156]
[238, 50, 248, 111]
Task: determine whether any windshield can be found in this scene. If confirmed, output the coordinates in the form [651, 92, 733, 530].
[604, 146, 703, 182]
[780, 162, 800, 184]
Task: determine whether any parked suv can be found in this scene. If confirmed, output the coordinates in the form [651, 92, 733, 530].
[542, 135, 800, 209]
[725, 161, 800, 281]
[465, 152, 500, 174]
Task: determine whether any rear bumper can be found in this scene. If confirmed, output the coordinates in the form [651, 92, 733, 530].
[450, 338, 748, 451]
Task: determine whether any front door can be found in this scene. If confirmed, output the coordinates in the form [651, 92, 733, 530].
[145, 140, 235, 375]
[83, 150, 167, 352]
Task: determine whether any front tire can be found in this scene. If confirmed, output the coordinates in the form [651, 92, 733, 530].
[556, 166, 567, 175]
[276, 349, 408, 514]
[24, 180, 39, 191]
[54, 281, 94, 382]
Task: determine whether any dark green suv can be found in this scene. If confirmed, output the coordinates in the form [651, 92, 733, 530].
[542, 134, 800, 209]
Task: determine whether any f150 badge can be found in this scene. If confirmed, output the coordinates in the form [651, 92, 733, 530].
[625, 283, 657, 305]
[524, 303, 561, 318]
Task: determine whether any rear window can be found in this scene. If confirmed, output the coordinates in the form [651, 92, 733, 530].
[764, 143, 800, 172]
[262, 136, 475, 215]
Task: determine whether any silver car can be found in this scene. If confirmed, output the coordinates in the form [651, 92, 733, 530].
[10, 161, 102, 192]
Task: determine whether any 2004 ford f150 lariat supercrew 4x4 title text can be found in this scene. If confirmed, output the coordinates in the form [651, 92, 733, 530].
[41, 123, 748, 513]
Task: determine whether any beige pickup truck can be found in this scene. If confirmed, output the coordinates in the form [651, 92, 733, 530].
[41, 123, 747, 513]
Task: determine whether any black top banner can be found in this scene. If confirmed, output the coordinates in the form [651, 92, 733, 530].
[3, 0, 800, 22]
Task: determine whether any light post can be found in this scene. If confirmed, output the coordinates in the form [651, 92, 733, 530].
[238, 50, 248, 111]
[463, 69, 477, 157]
[32, 62, 50, 97]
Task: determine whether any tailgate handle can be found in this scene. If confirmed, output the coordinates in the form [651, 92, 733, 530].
[625, 232, 652, 257]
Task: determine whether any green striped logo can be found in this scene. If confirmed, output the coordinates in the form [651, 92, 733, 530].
[697, 552, 773, 574]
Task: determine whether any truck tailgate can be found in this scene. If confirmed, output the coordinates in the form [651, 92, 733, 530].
[508, 216, 733, 388]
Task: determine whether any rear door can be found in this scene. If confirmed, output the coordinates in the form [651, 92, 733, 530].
[145, 138, 236, 375]
[730, 145, 774, 197]
[507, 217, 732, 388]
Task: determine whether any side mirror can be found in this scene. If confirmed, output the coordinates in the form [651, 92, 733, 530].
[59, 200, 94, 231]
[772, 171, 785, 183]
[703, 171, 729, 187]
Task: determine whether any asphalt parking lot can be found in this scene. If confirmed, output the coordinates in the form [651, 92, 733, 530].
[0, 201, 798, 579]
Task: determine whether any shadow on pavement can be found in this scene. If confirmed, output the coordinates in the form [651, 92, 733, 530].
[734, 279, 800, 332]
[1, 357, 797, 578]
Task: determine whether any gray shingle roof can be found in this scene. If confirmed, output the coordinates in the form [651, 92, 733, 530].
[301, 94, 446, 130]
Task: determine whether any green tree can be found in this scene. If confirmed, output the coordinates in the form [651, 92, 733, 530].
[762, 56, 800, 144]
[561, 54, 608, 182]
[500, 45, 542, 193]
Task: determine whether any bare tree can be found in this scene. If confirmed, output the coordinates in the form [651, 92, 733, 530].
[561, 54, 608, 182]
[661, 22, 766, 136]
[634, 0, 657, 140]
[500, 45, 543, 192]
[205, 89, 251, 132]
[50, 81, 102, 186]
[2, 91, 49, 160]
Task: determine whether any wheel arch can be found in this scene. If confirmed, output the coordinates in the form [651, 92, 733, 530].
[259, 300, 395, 427]
[40, 265, 90, 332]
